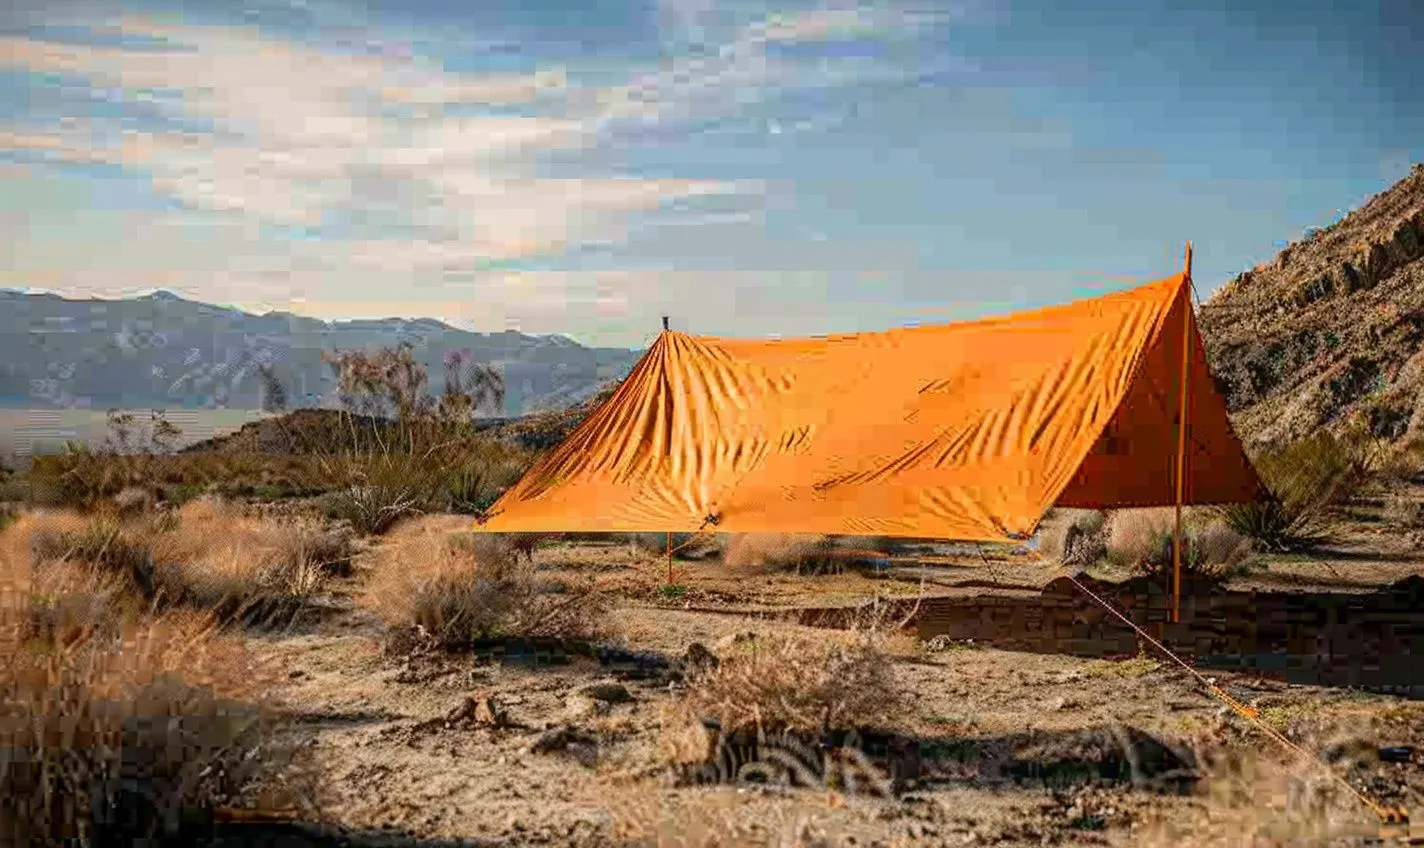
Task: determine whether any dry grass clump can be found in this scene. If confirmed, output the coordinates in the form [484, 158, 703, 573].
[0, 593, 319, 845]
[1135, 743, 1380, 847]
[629, 532, 723, 561]
[1101, 509, 1253, 579]
[1037, 510, 1108, 565]
[597, 778, 843, 848]
[1382, 495, 1424, 527]
[1217, 430, 1365, 554]
[661, 632, 903, 766]
[362, 527, 608, 650]
[12, 499, 351, 626]
[720, 534, 890, 575]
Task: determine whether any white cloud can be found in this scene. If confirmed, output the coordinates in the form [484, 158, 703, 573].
[3, 3, 955, 325]
[591, 4, 953, 133]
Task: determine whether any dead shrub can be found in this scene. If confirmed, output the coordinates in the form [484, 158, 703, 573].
[629, 532, 722, 561]
[16, 499, 347, 626]
[1105, 509, 1251, 580]
[1038, 509, 1108, 565]
[661, 632, 903, 766]
[1382, 495, 1424, 528]
[1193, 520, 1254, 571]
[1105, 509, 1177, 567]
[1135, 741, 1375, 847]
[0, 599, 321, 846]
[720, 534, 888, 574]
[363, 528, 607, 650]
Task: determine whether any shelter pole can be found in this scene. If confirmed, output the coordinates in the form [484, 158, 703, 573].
[666, 530, 673, 585]
[1172, 242, 1193, 624]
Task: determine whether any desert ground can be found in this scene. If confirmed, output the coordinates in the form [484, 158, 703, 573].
[2, 361, 1423, 847]
[3, 471, 1422, 847]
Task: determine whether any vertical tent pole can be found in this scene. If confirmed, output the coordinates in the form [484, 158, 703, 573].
[1172, 242, 1193, 625]
[663, 314, 671, 586]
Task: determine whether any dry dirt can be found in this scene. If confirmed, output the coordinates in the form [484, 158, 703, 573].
[231, 520, 1424, 848]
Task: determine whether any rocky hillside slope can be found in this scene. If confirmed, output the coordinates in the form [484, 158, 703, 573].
[1201, 164, 1424, 449]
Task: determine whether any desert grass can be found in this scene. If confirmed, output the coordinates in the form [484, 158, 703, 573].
[1217, 430, 1369, 553]
[1102, 508, 1254, 579]
[1382, 495, 1424, 527]
[10, 498, 351, 626]
[720, 534, 892, 575]
[660, 632, 904, 767]
[0, 560, 321, 845]
[361, 524, 608, 650]
[1135, 744, 1385, 847]
[1037, 509, 1108, 564]
[629, 532, 724, 562]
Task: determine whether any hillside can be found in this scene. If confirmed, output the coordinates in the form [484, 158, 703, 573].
[1201, 164, 1424, 449]
[181, 381, 621, 455]
[0, 289, 641, 416]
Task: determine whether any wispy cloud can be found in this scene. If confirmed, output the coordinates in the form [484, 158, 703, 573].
[594, 4, 954, 135]
[2, 2, 955, 302]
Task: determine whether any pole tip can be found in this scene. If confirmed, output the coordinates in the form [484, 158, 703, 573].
[661, 316, 669, 331]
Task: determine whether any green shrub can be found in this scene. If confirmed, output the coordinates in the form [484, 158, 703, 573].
[1219, 432, 1357, 553]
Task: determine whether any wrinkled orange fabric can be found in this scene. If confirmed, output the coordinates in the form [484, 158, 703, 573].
[479, 272, 1263, 542]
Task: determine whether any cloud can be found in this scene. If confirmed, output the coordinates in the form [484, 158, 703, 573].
[592, 3, 957, 133]
[0, 12, 759, 262]
[3, 2, 957, 322]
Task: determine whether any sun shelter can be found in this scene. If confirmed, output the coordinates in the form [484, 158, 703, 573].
[480, 251, 1261, 544]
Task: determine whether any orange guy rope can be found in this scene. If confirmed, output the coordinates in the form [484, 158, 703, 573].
[1172, 242, 1193, 624]
[1060, 570, 1406, 827]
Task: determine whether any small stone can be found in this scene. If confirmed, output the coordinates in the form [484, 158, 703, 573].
[580, 682, 633, 703]
[682, 642, 720, 672]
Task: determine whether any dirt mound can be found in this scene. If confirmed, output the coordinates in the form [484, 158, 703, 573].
[1201, 163, 1424, 449]
[183, 381, 619, 456]
[180, 408, 515, 455]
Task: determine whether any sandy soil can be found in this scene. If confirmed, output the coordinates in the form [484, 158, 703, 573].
[236, 531, 1424, 847]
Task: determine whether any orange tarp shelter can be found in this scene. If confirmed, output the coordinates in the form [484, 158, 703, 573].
[478, 265, 1263, 544]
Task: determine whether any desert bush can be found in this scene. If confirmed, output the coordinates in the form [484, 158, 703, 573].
[318, 453, 438, 536]
[363, 528, 607, 650]
[1103, 509, 1253, 579]
[1193, 520, 1254, 571]
[719, 533, 888, 574]
[0, 602, 319, 846]
[442, 448, 532, 516]
[1038, 509, 1108, 565]
[1104, 509, 1176, 568]
[630, 532, 723, 562]
[1216, 433, 1355, 553]
[153, 499, 350, 622]
[1382, 495, 1424, 527]
[661, 633, 902, 766]
[1378, 438, 1424, 483]
[17, 501, 347, 626]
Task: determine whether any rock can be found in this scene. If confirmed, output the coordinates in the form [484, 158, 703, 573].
[682, 642, 720, 673]
[113, 486, 155, 515]
[445, 694, 507, 728]
[529, 725, 598, 758]
[579, 682, 633, 703]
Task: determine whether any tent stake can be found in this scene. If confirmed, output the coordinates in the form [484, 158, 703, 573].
[1172, 242, 1193, 625]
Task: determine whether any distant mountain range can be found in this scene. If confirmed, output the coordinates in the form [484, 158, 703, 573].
[0, 289, 644, 416]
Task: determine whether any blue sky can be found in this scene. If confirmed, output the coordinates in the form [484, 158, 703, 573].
[1, 0, 1420, 349]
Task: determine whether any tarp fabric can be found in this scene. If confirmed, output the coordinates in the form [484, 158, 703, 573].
[479, 272, 1263, 542]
